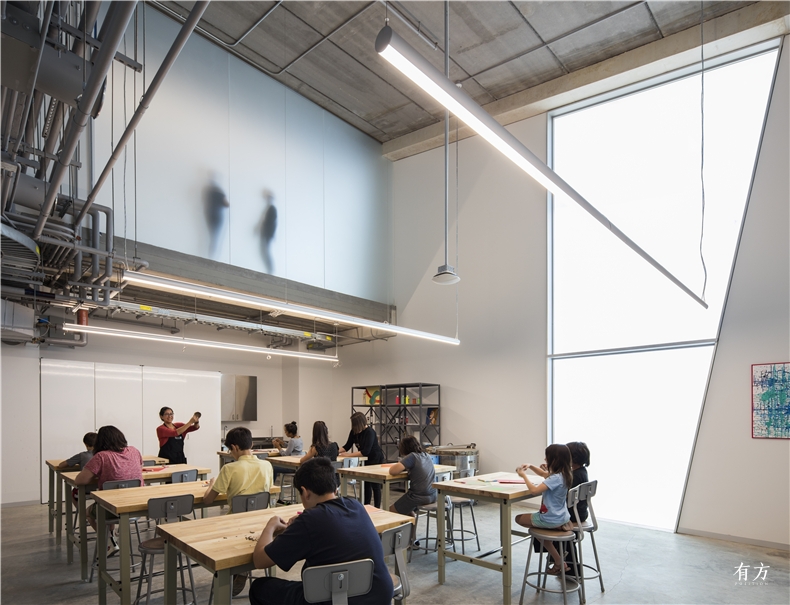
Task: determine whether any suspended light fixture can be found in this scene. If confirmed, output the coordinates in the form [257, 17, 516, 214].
[375, 25, 708, 309]
[433, 2, 459, 286]
[61, 324, 338, 361]
[123, 271, 460, 345]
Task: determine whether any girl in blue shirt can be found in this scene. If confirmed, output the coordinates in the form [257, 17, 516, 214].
[515, 444, 574, 575]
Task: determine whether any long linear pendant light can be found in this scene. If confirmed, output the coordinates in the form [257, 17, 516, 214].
[375, 26, 708, 309]
[123, 271, 460, 346]
[62, 324, 337, 361]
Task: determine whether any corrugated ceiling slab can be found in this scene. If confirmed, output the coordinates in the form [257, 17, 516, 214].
[474, 45, 567, 100]
[287, 40, 436, 132]
[550, 3, 662, 72]
[648, 1, 757, 37]
[516, 0, 635, 42]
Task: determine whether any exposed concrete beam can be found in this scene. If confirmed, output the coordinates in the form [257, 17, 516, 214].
[382, 1, 790, 161]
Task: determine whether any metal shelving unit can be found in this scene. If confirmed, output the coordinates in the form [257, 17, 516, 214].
[351, 383, 440, 463]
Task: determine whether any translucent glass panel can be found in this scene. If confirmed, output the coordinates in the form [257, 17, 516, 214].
[552, 51, 777, 353]
[553, 346, 713, 529]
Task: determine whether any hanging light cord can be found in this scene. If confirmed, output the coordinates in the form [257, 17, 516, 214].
[699, 2, 708, 302]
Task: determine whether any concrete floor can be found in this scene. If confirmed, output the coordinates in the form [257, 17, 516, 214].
[1, 499, 788, 604]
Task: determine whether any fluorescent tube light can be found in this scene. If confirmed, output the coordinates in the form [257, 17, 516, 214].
[122, 271, 461, 346]
[376, 26, 708, 310]
[61, 324, 338, 361]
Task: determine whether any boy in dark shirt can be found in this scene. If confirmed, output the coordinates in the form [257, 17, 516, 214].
[250, 457, 393, 605]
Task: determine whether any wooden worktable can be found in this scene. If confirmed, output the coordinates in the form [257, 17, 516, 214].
[93, 481, 281, 605]
[44, 455, 167, 545]
[433, 472, 544, 605]
[338, 463, 456, 510]
[158, 503, 415, 605]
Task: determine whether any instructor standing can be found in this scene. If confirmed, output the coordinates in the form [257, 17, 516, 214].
[157, 407, 200, 464]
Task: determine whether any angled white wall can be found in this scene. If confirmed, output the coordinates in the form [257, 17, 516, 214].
[678, 40, 790, 549]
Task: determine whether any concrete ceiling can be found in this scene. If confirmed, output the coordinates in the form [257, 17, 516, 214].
[155, 1, 757, 144]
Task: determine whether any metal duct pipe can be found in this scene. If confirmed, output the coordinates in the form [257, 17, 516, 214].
[32, 1, 137, 240]
[90, 207, 100, 301]
[2, 90, 18, 151]
[36, 1, 102, 178]
[74, 0, 209, 230]
[23, 91, 43, 159]
[10, 1, 55, 157]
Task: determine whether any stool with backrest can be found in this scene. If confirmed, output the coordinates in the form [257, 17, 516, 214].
[274, 467, 298, 504]
[412, 471, 456, 561]
[302, 559, 374, 605]
[134, 494, 198, 605]
[142, 460, 157, 467]
[520, 485, 583, 605]
[449, 468, 480, 554]
[89, 478, 142, 583]
[574, 480, 603, 598]
[255, 453, 269, 461]
[170, 469, 198, 484]
[207, 491, 272, 605]
[380, 522, 412, 605]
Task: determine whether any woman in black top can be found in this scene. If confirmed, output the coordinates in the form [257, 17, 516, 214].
[339, 411, 384, 507]
[300, 421, 339, 463]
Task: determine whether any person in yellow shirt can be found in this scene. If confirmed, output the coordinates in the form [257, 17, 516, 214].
[203, 427, 274, 513]
[204, 426, 274, 597]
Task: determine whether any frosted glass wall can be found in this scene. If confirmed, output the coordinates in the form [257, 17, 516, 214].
[92, 6, 390, 303]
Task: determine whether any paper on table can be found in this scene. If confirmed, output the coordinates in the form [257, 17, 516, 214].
[142, 466, 165, 472]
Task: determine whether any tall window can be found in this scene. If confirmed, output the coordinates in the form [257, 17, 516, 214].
[550, 46, 778, 529]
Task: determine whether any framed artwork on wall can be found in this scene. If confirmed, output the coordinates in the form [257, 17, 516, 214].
[752, 362, 790, 439]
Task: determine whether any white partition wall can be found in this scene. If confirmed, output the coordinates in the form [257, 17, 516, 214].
[95, 364, 143, 454]
[40, 359, 95, 503]
[142, 367, 221, 477]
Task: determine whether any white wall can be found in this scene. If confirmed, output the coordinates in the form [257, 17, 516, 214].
[1, 319, 288, 504]
[328, 114, 551, 475]
[92, 7, 391, 303]
[678, 40, 790, 549]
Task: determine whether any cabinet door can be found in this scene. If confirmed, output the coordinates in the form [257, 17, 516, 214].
[40, 359, 94, 503]
[95, 364, 143, 453]
[221, 373, 236, 421]
[236, 375, 257, 421]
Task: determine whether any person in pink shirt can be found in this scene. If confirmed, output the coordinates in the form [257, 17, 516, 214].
[75, 425, 143, 532]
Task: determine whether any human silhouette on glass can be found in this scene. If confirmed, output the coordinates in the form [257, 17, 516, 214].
[203, 175, 229, 260]
[258, 189, 277, 273]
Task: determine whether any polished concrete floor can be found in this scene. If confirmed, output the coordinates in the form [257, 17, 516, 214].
[1, 499, 787, 604]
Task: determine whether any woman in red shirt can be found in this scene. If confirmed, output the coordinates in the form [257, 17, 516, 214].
[156, 407, 200, 464]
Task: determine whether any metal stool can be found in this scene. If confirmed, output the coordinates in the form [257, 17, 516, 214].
[521, 486, 583, 605]
[302, 559, 374, 604]
[89, 479, 142, 583]
[380, 522, 412, 605]
[449, 468, 480, 554]
[413, 495, 455, 559]
[573, 480, 604, 601]
[134, 494, 197, 605]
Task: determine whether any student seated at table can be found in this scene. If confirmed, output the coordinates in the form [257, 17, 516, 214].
[75, 426, 143, 534]
[249, 457, 393, 605]
[59, 432, 98, 502]
[515, 444, 574, 576]
[203, 427, 274, 513]
[299, 421, 339, 463]
[387, 435, 436, 516]
[272, 421, 304, 456]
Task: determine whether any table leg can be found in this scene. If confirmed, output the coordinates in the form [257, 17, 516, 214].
[78, 486, 88, 581]
[340, 474, 348, 498]
[163, 540, 178, 605]
[119, 512, 132, 605]
[437, 487, 445, 584]
[214, 569, 231, 605]
[48, 466, 55, 533]
[382, 480, 390, 510]
[501, 499, 512, 605]
[98, 506, 108, 605]
[65, 487, 74, 564]
[55, 473, 63, 545]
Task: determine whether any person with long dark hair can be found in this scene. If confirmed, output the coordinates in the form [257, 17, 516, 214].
[156, 407, 200, 465]
[300, 421, 338, 463]
[515, 444, 574, 575]
[74, 426, 143, 534]
[387, 435, 436, 516]
[339, 412, 384, 507]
